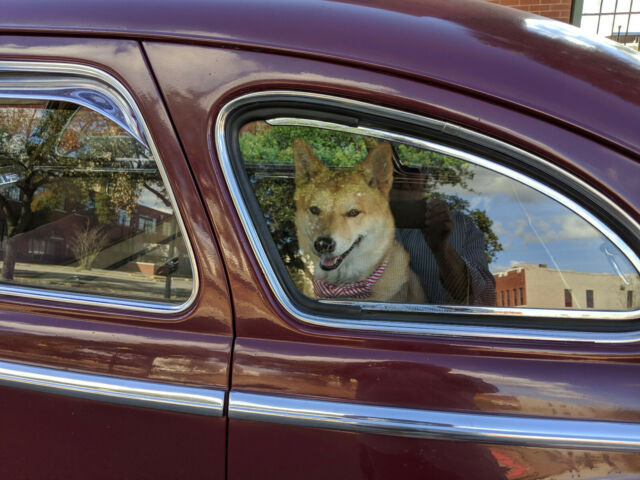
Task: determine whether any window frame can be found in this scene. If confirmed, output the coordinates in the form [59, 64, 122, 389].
[216, 91, 640, 341]
[0, 61, 199, 313]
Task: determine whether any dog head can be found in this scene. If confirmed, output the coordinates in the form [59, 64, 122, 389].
[293, 138, 395, 278]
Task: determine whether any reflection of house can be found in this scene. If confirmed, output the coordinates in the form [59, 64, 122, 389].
[0, 102, 189, 279]
[494, 263, 639, 310]
[0, 200, 187, 276]
[92, 205, 181, 275]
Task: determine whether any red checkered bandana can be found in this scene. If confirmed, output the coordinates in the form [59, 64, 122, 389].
[313, 261, 388, 299]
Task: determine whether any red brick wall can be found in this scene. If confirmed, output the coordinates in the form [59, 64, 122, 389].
[494, 269, 527, 307]
[487, 0, 572, 23]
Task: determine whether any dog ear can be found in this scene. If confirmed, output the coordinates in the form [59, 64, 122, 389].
[359, 142, 393, 195]
[293, 138, 325, 184]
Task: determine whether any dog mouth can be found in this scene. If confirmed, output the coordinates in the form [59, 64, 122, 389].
[319, 236, 363, 271]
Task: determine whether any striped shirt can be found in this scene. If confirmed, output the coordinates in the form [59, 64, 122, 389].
[396, 212, 496, 306]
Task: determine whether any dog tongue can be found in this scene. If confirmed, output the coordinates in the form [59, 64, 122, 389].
[320, 255, 340, 268]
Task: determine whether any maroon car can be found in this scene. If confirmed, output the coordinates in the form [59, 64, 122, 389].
[1, 0, 639, 478]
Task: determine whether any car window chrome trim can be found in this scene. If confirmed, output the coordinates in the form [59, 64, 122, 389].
[0, 359, 224, 416]
[0, 60, 198, 314]
[230, 391, 640, 452]
[216, 90, 640, 343]
[0, 74, 147, 146]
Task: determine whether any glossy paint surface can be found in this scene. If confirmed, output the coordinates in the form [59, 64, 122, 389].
[0, 312, 230, 386]
[229, 420, 640, 479]
[0, 385, 226, 479]
[231, 338, 640, 421]
[0, 1, 638, 477]
[0, 37, 232, 478]
[3, 0, 640, 155]
[147, 42, 640, 478]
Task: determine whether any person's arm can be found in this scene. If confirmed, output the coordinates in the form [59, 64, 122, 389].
[457, 213, 496, 306]
[422, 199, 470, 303]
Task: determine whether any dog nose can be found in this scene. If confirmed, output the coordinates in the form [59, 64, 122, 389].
[314, 236, 335, 254]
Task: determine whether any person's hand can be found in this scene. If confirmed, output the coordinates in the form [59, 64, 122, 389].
[422, 199, 469, 303]
[422, 199, 454, 254]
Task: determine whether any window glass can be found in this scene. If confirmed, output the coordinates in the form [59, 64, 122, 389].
[238, 120, 640, 311]
[0, 100, 193, 304]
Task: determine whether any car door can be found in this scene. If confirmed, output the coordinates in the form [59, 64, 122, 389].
[146, 43, 640, 479]
[0, 38, 232, 479]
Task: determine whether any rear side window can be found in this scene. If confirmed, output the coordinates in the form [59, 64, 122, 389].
[233, 117, 640, 314]
[0, 99, 193, 305]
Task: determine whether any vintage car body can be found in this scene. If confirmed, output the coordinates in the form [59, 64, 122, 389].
[1, 0, 639, 478]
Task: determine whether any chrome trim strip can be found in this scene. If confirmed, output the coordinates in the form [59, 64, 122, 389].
[0, 61, 198, 314]
[0, 360, 224, 416]
[230, 391, 640, 451]
[0, 75, 147, 146]
[215, 91, 640, 342]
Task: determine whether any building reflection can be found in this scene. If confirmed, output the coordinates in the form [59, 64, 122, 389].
[495, 263, 639, 310]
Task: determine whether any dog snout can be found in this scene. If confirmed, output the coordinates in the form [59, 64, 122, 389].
[314, 236, 336, 254]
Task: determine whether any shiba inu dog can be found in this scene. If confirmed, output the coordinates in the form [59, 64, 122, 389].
[293, 138, 425, 303]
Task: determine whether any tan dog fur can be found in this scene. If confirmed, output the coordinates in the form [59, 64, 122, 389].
[293, 138, 425, 303]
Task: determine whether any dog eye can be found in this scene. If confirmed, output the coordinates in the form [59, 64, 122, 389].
[309, 206, 321, 215]
[346, 209, 361, 217]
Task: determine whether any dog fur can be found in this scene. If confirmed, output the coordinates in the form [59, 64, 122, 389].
[293, 138, 425, 303]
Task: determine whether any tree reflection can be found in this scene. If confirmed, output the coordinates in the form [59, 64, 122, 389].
[0, 101, 80, 279]
[0, 100, 189, 302]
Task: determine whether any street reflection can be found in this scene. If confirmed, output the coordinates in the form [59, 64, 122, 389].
[0, 100, 193, 303]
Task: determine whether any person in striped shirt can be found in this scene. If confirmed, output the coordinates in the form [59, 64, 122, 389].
[392, 169, 496, 306]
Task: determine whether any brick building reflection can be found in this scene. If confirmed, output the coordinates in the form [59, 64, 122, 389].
[495, 263, 639, 310]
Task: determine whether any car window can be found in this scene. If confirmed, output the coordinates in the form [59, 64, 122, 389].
[0, 99, 193, 305]
[236, 119, 639, 312]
